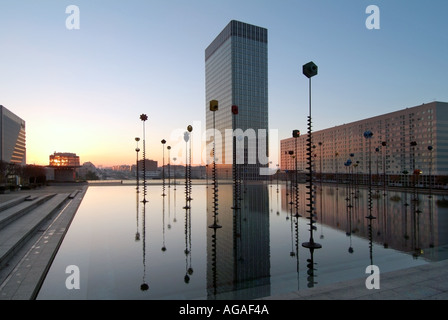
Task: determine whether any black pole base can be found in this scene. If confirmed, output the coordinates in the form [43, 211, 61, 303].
[302, 241, 322, 249]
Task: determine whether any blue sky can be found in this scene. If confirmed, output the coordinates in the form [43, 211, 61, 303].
[1, 0, 447, 167]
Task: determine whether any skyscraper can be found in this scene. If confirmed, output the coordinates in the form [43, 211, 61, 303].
[205, 20, 268, 180]
[0, 105, 26, 165]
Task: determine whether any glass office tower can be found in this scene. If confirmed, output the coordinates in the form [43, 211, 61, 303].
[0, 105, 26, 165]
[205, 20, 268, 180]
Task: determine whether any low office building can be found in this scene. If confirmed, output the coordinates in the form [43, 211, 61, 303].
[48, 152, 81, 182]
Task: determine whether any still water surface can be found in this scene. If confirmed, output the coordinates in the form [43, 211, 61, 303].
[36, 182, 448, 299]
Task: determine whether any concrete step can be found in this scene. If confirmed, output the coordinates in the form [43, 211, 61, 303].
[0, 196, 30, 212]
[0, 194, 56, 231]
[68, 189, 82, 199]
[0, 193, 70, 267]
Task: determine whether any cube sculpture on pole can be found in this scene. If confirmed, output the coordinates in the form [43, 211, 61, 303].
[303, 61, 318, 78]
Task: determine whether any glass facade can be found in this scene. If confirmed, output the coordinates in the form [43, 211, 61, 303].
[0, 105, 26, 165]
[205, 20, 268, 180]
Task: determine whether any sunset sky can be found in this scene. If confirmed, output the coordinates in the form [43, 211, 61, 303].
[1, 0, 447, 167]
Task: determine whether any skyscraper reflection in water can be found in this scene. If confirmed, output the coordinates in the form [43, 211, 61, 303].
[206, 183, 270, 299]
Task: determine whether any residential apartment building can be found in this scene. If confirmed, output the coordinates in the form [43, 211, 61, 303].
[280, 101, 448, 178]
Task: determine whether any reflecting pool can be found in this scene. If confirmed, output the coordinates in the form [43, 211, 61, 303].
[36, 182, 448, 300]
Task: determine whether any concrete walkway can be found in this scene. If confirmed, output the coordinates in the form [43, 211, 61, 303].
[0, 183, 87, 300]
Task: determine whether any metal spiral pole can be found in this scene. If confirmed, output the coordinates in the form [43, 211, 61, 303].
[135, 137, 140, 193]
[140, 114, 148, 203]
[293, 130, 300, 218]
[161, 139, 166, 197]
[209, 100, 221, 229]
[364, 130, 375, 220]
[183, 132, 190, 210]
[301, 62, 321, 250]
[302, 114, 320, 249]
[187, 125, 193, 202]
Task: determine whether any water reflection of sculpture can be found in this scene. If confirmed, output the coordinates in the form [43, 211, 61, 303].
[409, 140, 423, 258]
[161, 193, 167, 252]
[139, 113, 149, 291]
[317, 142, 324, 240]
[167, 183, 172, 230]
[172, 180, 177, 224]
[344, 158, 353, 239]
[209, 217, 219, 297]
[183, 128, 192, 210]
[140, 187, 149, 291]
[289, 195, 300, 290]
[364, 130, 376, 268]
[381, 179, 390, 249]
[411, 198, 423, 259]
[183, 191, 193, 284]
[289, 187, 295, 255]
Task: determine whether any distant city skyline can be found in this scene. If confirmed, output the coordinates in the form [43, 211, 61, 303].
[1, 1, 447, 167]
